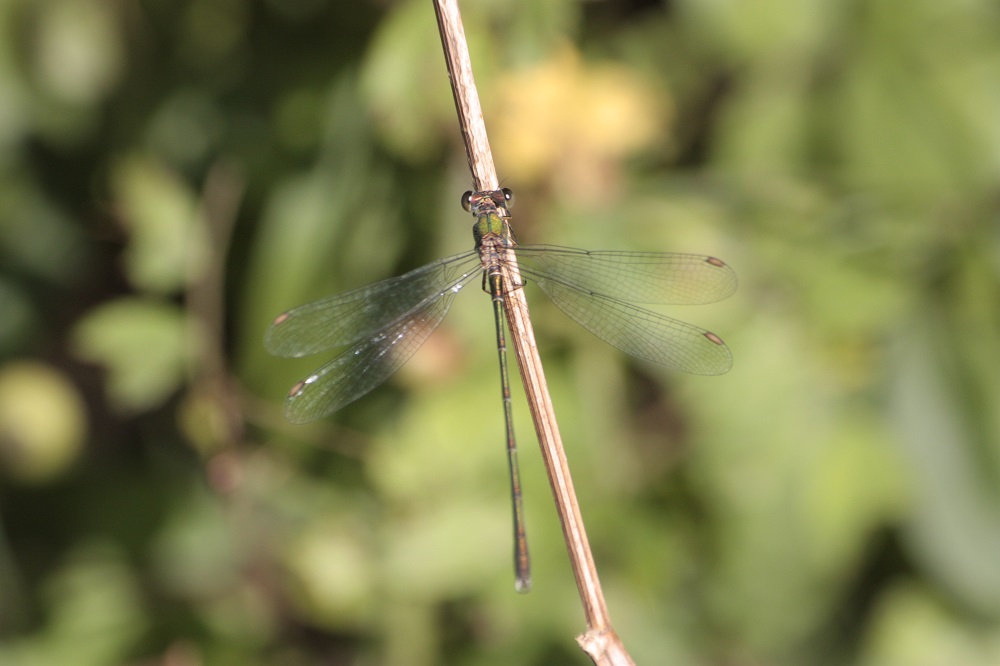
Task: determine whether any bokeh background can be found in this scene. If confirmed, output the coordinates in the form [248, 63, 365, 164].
[2, 0, 999, 664]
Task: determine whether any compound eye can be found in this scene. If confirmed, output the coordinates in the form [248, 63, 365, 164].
[461, 191, 473, 212]
[501, 187, 515, 209]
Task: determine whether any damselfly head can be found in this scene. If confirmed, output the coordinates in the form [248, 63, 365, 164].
[463, 189, 514, 217]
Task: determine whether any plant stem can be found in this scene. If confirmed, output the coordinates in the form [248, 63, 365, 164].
[431, 1, 635, 663]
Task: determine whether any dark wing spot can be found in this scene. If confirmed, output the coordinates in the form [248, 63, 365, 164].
[703, 331, 725, 346]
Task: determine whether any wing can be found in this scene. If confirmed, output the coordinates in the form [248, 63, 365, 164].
[532, 277, 733, 375]
[513, 245, 736, 305]
[283, 285, 466, 423]
[265, 250, 481, 358]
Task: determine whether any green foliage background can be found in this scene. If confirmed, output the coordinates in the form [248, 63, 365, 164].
[1, 0, 999, 664]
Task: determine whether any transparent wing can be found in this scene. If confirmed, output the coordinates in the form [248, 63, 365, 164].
[513, 245, 737, 305]
[283, 284, 469, 423]
[265, 250, 481, 357]
[531, 277, 732, 375]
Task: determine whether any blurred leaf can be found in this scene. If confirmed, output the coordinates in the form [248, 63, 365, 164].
[149, 487, 240, 599]
[145, 90, 226, 169]
[359, 0, 456, 162]
[111, 155, 210, 294]
[0, 545, 145, 666]
[677, 0, 831, 62]
[862, 584, 1000, 666]
[71, 298, 193, 413]
[834, 0, 1000, 202]
[712, 68, 813, 177]
[0, 361, 86, 483]
[382, 499, 510, 598]
[31, 0, 123, 106]
[281, 518, 374, 628]
[802, 412, 909, 572]
[500, 0, 579, 65]
[890, 310, 1000, 615]
[680, 308, 906, 651]
[177, 386, 233, 456]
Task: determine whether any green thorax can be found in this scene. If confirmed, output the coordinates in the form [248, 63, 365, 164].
[473, 211, 515, 246]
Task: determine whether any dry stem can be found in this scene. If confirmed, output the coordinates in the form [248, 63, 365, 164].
[432, 1, 635, 663]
